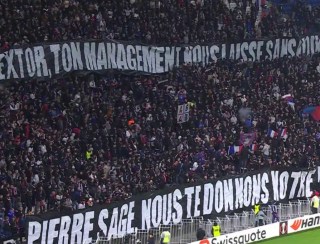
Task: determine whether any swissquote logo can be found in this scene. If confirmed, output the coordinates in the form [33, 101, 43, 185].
[198, 228, 267, 244]
[290, 215, 320, 232]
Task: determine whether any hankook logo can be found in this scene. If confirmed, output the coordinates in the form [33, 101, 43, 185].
[290, 215, 320, 232]
[290, 219, 302, 231]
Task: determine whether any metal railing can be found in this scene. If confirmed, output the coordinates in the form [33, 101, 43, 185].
[90, 200, 312, 244]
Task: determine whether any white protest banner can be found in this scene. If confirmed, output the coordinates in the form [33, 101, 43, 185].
[177, 103, 190, 124]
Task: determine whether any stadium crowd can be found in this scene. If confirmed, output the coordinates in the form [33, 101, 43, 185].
[0, 0, 320, 241]
[0, 0, 318, 48]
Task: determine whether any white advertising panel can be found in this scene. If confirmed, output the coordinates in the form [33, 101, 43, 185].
[189, 222, 279, 244]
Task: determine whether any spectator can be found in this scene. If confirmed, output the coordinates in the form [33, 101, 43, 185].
[270, 201, 279, 223]
[255, 210, 267, 227]
[147, 233, 155, 244]
[212, 222, 221, 237]
[311, 193, 319, 214]
[196, 228, 206, 240]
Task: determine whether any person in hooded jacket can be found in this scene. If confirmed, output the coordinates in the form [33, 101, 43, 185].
[148, 232, 155, 244]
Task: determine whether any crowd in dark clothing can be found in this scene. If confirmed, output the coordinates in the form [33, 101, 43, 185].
[1, 54, 320, 229]
[0, 0, 320, 241]
[0, 0, 319, 49]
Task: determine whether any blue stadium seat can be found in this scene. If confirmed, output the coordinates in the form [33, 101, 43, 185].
[268, 0, 320, 14]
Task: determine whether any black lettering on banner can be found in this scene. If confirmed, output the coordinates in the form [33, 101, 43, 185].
[24, 169, 320, 242]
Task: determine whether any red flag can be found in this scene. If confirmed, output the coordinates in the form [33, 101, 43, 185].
[311, 106, 320, 121]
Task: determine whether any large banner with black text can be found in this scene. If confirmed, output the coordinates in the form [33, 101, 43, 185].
[26, 167, 320, 244]
[1, 35, 320, 82]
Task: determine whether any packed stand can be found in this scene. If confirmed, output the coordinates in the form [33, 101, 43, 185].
[0, 0, 258, 45]
[0, 0, 317, 48]
[259, 0, 320, 38]
[0, 53, 319, 223]
[1, 0, 320, 241]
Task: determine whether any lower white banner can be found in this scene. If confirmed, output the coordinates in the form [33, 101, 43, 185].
[189, 222, 279, 244]
[278, 212, 320, 236]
